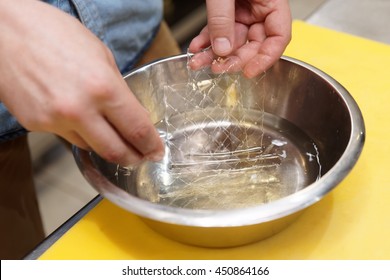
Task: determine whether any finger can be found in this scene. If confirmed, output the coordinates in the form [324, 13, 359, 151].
[188, 27, 211, 53]
[210, 40, 260, 74]
[188, 46, 215, 70]
[78, 114, 143, 166]
[214, 23, 266, 75]
[188, 27, 215, 70]
[102, 76, 165, 162]
[243, 37, 284, 78]
[205, 0, 235, 56]
[244, 4, 292, 77]
[209, 22, 250, 73]
[60, 130, 90, 150]
[190, 23, 248, 71]
[217, 21, 290, 78]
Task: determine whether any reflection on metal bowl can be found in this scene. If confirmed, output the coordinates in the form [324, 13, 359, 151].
[73, 55, 365, 247]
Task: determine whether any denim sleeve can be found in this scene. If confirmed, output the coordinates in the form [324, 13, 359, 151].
[69, 0, 163, 73]
[0, 0, 163, 142]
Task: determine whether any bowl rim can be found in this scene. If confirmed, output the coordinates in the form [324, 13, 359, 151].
[73, 55, 365, 228]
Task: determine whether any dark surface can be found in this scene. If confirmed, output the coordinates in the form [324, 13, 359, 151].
[165, 0, 205, 26]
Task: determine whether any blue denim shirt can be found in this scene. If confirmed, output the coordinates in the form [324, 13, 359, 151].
[0, 0, 162, 142]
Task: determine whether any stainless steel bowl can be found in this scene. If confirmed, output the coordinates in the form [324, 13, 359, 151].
[73, 55, 365, 247]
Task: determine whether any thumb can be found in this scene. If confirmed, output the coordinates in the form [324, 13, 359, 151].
[206, 0, 235, 56]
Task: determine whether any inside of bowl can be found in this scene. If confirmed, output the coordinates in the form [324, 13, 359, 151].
[104, 57, 352, 210]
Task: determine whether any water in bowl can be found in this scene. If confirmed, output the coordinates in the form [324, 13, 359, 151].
[118, 108, 321, 210]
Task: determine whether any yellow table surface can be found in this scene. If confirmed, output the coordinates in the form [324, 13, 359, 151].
[40, 21, 390, 260]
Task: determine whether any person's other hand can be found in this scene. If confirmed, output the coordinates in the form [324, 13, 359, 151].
[0, 0, 164, 166]
[188, 0, 292, 78]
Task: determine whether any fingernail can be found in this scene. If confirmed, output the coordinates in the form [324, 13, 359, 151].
[213, 37, 232, 56]
[188, 57, 198, 69]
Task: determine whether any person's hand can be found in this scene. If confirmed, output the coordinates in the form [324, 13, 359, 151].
[0, 0, 164, 166]
[188, 0, 292, 78]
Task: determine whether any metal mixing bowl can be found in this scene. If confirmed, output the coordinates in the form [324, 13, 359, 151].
[73, 55, 365, 247]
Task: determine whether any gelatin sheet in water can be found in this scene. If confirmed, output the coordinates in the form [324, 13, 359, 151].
[153, 50, 291, 210]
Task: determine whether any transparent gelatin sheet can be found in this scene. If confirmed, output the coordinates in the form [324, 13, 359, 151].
[141, 51, 287, 210]
[120, 50, 321, 210]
